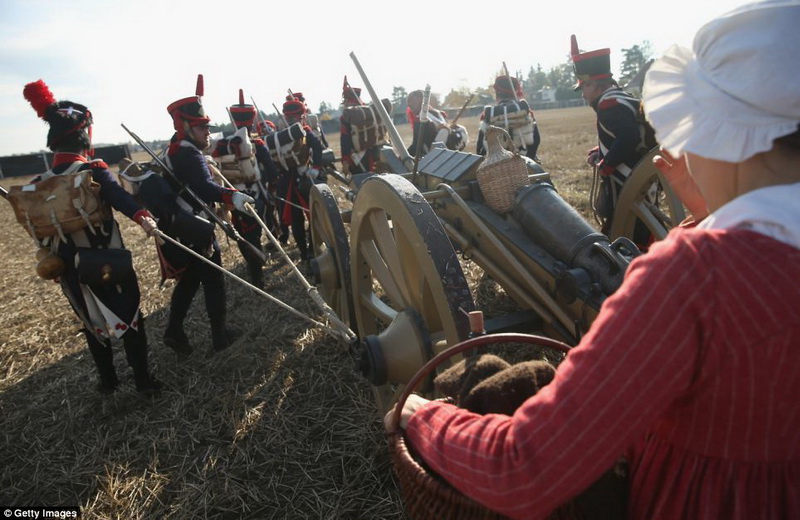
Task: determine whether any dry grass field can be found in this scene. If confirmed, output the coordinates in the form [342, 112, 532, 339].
[0, 106, 597, 519]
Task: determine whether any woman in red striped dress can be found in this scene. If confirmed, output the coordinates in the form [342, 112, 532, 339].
[386, 2, 800, 518]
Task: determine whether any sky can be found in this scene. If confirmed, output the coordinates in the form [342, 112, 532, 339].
[0, 0, 750, 158]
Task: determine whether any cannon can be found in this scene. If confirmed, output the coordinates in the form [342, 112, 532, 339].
[307, 55, 685, 413]
[309, 146, 684, 412]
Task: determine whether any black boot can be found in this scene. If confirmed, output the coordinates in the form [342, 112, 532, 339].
[278, 226, 289, 245]
[209, 306, 240, 352]
[204, 253, 239, 353]
[163, 275, 199, 358]
[163, 323, 193, 358]
[124, 320, 162, 396]
[208, 301, 241, 352]
[87, 332, 119, 394]
[247, 262, 264, 290]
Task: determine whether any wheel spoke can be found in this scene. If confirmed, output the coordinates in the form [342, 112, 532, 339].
[632, 200, 669, 240]
[357, 237, 406, 307]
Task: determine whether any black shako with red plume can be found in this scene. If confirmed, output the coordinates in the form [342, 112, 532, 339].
[167, 74, 211, 138]
[24, 79, 93, 151]
[570, 34, 613, 90]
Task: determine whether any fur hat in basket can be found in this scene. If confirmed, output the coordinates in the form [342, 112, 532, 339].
[462, 360, 556, 415]
[434, 353, 556, 416]
[434, 354, 511, 404]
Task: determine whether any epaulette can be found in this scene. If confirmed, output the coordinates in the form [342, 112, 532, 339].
[598, 97, 621, 111]
[252, 137, 265, 146]
[88, 158, 109, 170]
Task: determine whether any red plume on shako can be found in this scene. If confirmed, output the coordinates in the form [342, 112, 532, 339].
[23, 79, 93, 151]
[23, 79, 56, 119]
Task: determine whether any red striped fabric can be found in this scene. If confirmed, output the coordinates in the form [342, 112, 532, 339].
[406, 226, 800, 520]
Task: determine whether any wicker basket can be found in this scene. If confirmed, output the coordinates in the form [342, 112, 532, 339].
[476, 126, 530, 214]
[387, 332, 577, 520]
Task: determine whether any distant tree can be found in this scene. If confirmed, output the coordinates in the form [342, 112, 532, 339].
[217, 122, 234, 136]
[392, 86, 408, 107]
[527, 64, 549, 90]
[546, 59, 582, 101]
[619, 41, 653, 87]
[443, 87, 474, 109]
[318, 101, 332, 115]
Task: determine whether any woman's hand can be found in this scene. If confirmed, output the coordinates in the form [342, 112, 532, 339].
[654, 149, 709, 221]
[384, 394, 431, 432]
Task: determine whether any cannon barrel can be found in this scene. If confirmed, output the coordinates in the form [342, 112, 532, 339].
[512, 182, 631, 296]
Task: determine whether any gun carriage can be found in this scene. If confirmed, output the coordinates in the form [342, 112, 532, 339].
[306, 55, 685, 413]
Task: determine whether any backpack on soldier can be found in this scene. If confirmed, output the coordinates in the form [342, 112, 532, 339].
[7, 163, 109, 241]
[264, 122, 310, 170]
[483, 100, 536, 150]
[341, 98, 393, 153]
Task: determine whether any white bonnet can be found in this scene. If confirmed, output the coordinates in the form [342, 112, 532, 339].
[642, 0, 800, 162]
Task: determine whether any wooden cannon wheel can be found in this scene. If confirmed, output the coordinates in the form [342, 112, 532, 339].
[308, 182, 357, 330]
[349, 174, 476, 414]
[609, 147, 686, 243]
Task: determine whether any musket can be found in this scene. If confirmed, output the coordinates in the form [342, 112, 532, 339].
[450, 94, 474, 127]
[120, 122, 267, 265]
[502, 61, 521, 103]
[349, 51, 414, 170]
[250, 96, 269, 132]
[323, 167, 350, 186]
[153, 226, 356, 343]
[272, 103, 290, 128]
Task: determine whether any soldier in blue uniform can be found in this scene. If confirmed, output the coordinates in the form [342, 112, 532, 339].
[339, 79, 379, 175]
[22, 79, 161, 395]
[476, 75, 541, 162]
[571, 35, 656, 244]
[212, 88, 280, 289]
[273, 97, 325, 263]
[160, 75, 254, 355]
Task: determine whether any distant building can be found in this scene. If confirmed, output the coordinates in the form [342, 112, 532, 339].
[535, 86, 557, 104]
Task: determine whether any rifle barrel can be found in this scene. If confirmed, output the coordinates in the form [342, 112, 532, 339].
[451, 94, 474, 126]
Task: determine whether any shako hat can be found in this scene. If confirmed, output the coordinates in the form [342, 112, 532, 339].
[282, 98, 306, 118]
[570, 35, 613, 90]
[342, 76, 362, 105]
[167, 74, 211, 132]
[493, 75, 523, 100]
[229, 88, 256, 130]
[23, 79, 93, 151]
